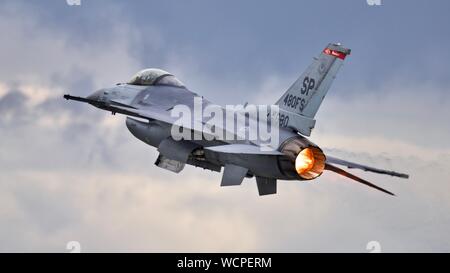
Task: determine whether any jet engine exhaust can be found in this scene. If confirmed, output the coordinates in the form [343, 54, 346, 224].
[295, 148, 315, 175]
[278, 137, 326, 180]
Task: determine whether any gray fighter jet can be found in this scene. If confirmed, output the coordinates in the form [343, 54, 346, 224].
[64, 43, 408, 196]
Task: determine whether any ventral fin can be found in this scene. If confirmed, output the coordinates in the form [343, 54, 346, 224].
[221, 164, 248, 187]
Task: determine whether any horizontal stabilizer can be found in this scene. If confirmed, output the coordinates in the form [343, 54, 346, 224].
[326, 156, 409, 179]
[325, 163, 395, 196]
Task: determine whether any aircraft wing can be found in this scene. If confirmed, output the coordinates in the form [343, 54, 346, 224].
[205, 144, 283, 155]
[326, 156, 409, 179]
[64, 94, 248, 141]
[64, 94, 177, 124]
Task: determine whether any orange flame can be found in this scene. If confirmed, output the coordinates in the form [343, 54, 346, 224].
[295, 148, 315, 175]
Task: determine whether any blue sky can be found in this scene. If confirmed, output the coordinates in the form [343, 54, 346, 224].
[0, 0, 450, 252]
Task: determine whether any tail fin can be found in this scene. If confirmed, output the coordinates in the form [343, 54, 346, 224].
[275, 43, 350, 119]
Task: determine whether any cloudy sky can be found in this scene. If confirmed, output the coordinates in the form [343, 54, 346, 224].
[1, 0, 450, 252]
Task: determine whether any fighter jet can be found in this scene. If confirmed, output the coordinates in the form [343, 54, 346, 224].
[64, 43, 409, 196]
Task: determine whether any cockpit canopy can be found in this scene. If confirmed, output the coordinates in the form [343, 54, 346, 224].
[127, 68, 185, 87]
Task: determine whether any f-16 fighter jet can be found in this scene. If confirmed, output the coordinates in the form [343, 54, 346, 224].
[64, 43, 408, 196]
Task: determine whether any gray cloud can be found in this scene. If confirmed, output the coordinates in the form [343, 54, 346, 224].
[2, 73, 450, 253]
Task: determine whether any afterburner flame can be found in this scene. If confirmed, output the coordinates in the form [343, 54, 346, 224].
[295, 148, 315, 175]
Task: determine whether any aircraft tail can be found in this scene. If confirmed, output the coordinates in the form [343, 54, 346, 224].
[275, 43, 350, 120]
